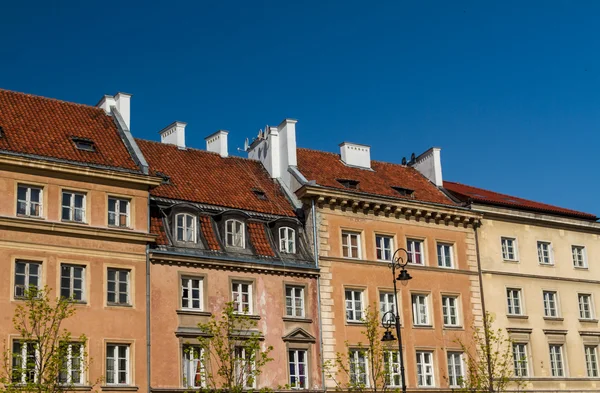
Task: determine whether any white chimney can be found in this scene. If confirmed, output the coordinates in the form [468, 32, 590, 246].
[205, 130, 229, 157]
[159, 121, 187, 149]
[97, 92, 132, 130]
[411, 147, 443, 187]
[339, 142, 371, 169]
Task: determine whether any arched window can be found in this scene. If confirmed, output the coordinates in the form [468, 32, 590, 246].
[279, 227, 296, 254]
[176, 213, 196, 243]
[225, 219, 245, 248]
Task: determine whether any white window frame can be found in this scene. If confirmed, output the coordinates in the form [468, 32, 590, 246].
[501, 237, 518, 261]
[288, 349, 308, 389]
[58, 342, 85, 385]
[342, 231, 361, 259]
[537, 241, 554, 265]
[12, 340, 39, 384]
[225, 219, 245, 248]
[384, 351, 402, 387]
[447, 352, 464, 388]
[579, 293, 595, 320]
[61, 191, 86, 223]
[416, 351, 435, 387]
[349, 349, 368, 386]
[107, 197, 130, 228]
[181, 277, 203, 311]
[407, 238, 425, 265]
[542, 291, 559, 318]
[512, 343, 529, 377]
[572, 245, 587, 268]
[345, 289, 364, 322]
[375, 235, 393, 261]
[17, 184, 43, 218]
[585, 345, 599, 377]
[182, 345, 204, 388]
[232, 281, 252, 314]
[506, 288, 523, 316]
[234, 346, 256, 388]
[106, 344, 130, 385]
[442, 295, 460, 327]
[380, 292, 397, 325]
[437, 243, 454, 268]
[107, 268, 130, 306]
[549, 344, 565, 377]
[175, 213, 196, 243]
[279, 227, 296, 254]
[14, 260, 42, 299]
[285, 285, 305, 318]
[60, 264, 86, 303]
[412, 294, 430, 326]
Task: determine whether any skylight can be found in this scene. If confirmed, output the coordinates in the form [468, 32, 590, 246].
[252, 188, 268, 200]
[336, 179, 360, 190]
[72, 137, 96, 152]
[391, 186, 415, 197]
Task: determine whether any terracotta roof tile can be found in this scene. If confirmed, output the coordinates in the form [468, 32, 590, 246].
[444, 181, 597, 220]
[0, 89, 139, 171]
[200, 216, 221, 251]
[296, 148, 456, 206]
[150, 215, 169, 245]
[136, 139, 295, 217]
[248, 222, 275, 257]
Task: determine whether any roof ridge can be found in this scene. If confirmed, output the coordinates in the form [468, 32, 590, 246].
[0, 88, 103, 111]
[298, 146, 412, 169]
[134, 138, 264, 163]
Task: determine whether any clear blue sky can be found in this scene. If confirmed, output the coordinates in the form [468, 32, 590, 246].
[1, 1, 599, 214]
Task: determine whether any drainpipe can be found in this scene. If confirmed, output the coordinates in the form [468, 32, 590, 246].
[146, 203, 152, 393]
[312, 199, 327, 392]
[474, 222, 492, 393]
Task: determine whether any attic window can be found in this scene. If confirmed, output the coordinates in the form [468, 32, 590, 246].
[336, 179, 360, 190]
[391, 186, 415, 198]
[252, 188, 268, 201]
[72, 137, 95, 152]
[155, 171, 171, 185]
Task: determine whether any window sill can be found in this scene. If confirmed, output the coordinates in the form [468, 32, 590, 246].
[579, 319, 599, 324]
[503, 259, 520, 263]
[283, 317, 313, 323]
[107, 303, 133, 308]
[61, 219, 88, 225]
[507, 314, 529, 320]
[443, 325, 464, 330]
[101, 386, 139, 391]
[67, 385, 94, 391]
[108, 225, 132, 230]
[544, 317, 564, 321]
[233, 313, 260, 320]
[413, 324, 434, 329]
[538, 263, 555, 267]
[346, 320, 366, 326]
[176, 309, 212, 317]
[16, 214, 44, 220]
[574, 266, 589, 270]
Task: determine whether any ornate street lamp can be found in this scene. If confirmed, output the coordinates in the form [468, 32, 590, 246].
[381, 248, 412, 393]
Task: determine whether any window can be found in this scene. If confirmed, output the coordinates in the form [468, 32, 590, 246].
[349, 350, 368, 385]
[549, 345, 565, 377]
[506, 288, 523, 316]
[337, 179, 359, 189]
[585, 346, 599, 377]
[447, 352, 464, 387]
[60, 264, 85, 302]
[412, 294, 430, 326]
[232, 281, 252, 314]
[58, 343, 84, 385]
[407, 239, 424, 265]
[182, 346, 204, 388]
[14, 261, 41, 298]
[106, 344, 129, 385]
[579, 294, 594, 320]
[543, 291, 558, 317]
[537, 241, 553, 265]
[501, 237, 517, 261]
[437, 243, 454, 268]
[226, 219, 245, 248]
[234, 346, 255, 388]
[17, 185, 42, 217]
[376, 235, 393, 261]
[285, 286, 305, 318]
[181, 277, 203, 310]
[12, 341, 38, 383]
[380, 292, 396, 325]
[107, 268, 130, 306]
[176, 213, 196, 243]
[342, 231, 361, 259]
[384, 351, 402, 387]
[416, 351, 435, 387]
[288, 349, 308, 389]
[280, 227, 296, 254]
[573, 246, 587, 268]
[512, 343, 528, 377]
[61, 191, 86, 222]
[442, 296, 460, 326]
[108, 197, 129, 228]
[72, 137, 96, 151]
[345, 289, 364, 322]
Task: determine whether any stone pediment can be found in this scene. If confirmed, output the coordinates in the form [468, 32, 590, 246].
[282, 327, 316, 343]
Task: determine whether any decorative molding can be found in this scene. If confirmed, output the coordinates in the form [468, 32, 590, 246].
[481, 270, 600, 285]
[506, 327, 533, 334]
[282, 317, 314, 323]
[543, 329, 568, 335]
[580, 331, 600, 336]
[175, 309, 212, 317]
[320, 256, 478, 276]
[282, 327, 317, 343]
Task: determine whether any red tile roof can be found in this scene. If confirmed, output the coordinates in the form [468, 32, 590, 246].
[248, 222, 275, 257]
[150, 216, 169, 245]
[444, 181, 597, 220]
[200, 216, 221, 251]
[0, 89, 139, 171]
[136, 139, 295, 217]
[296, 148, 456, 206]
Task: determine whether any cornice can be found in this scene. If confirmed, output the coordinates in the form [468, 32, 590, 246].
[481, 269, 600, 285]
[320, 256, 478, 276]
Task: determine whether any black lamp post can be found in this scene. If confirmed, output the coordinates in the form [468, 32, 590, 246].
[381, 248, 412, 393]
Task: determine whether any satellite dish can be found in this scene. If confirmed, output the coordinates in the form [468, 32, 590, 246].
[244, 138, 249, 151]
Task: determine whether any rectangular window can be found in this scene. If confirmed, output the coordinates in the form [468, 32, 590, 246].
[234, 346, 255, 388]
[349, 349, 368, 386]
[407, 239, 424, 265]
[573, 246, 587, 268]
[12, 341, 38, 383]
[108, 197, 130, 228]
[537, 241, 553, 265]
[17, 185, 42, 218]
[285, 286, 305, 318]
[14, 260, 41, 298]
[107, 268, 130, 306]
[512, 343, 528, 377]
[106, 344, 129, 385]
[342, 231, 361, 259]
[549, 345, 565, 377]
[58, 343, 84, 385]
[543, 291, 558, 317]
[416, 351, 435, 387]
[226, 220, 245, 248]
[60, 264, 85, 302]
[501, 237, 517, 261]
[384, 351, 402, 387]
[585, 346, 599, 377]
[232, 281, 252, 314]
[345, 289, 364, 322]
[579, 294, 594, 320]
[176, 213, 196, 243]
[412, 294, 430, 326]
[182, 346, 204, 388]
[61, 191, 86, 222]
[288, 349, 308, 389]
[375, 235, 393, 261]
[181, 277, 203, 310]
[447, 352, 464, 387]
[380, 292, 396, 325]
[442, 295, 460, 326]
[279, 227, 296, 254]
[437, 243, 454, 268]
[506, 288, 523, 315]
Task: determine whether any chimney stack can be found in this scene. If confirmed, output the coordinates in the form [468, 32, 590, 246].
[97, 92, 132, 130]
[205, 130, 229, 157]
[159, 121, 187, 149]
[339, 142, 371, 169]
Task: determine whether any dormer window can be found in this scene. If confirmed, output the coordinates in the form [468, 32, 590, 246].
[225, 219, 245, 248]
[279, 227, 296, 254]
[391, 186, 415, 197]
[252, 188, 267, 201]
[176, 213, 196, 243]
[336, 179, 360, 190]
[71, 137, 96, 152]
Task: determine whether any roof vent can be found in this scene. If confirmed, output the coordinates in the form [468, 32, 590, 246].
[71, 137, 96, 152]
[391, 186, 415, 198]
[339, 142, 371, 169]
[252, 188, 268, 200]
[336, 178, 360, 190]
[155, 171, 171, 185]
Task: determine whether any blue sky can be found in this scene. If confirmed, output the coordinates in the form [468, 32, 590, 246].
[1, 1, 599, 214]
